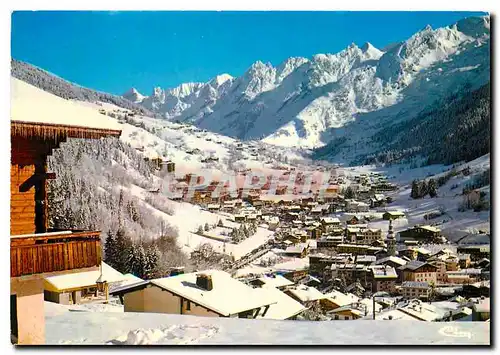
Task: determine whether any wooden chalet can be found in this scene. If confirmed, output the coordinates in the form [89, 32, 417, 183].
[10, 78, 122, 344]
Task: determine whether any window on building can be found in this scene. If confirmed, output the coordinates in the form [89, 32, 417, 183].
[334, 315, 339, 320]
[186, 300, 191, 311]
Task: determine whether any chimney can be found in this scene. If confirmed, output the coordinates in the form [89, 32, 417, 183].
[196, 273, 213, 291]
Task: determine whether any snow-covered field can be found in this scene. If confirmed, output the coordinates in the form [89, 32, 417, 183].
[347, 154, 490, 242]
[45, 309, 489, 345]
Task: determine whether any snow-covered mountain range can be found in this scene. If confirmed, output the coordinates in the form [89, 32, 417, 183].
[123, 16, 490, 150]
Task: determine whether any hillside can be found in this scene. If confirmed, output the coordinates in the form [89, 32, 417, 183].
[122, 16, 490, 152]
[11, 59, 158, 118]
[316, 82, 491, 166]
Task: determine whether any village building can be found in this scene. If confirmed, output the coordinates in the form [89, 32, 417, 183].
[316, 235, 344, 250]
[398, 225, 441, 243]
[369, 265, 398, 294]
[369, 194, 386, 208]
[10, 78, 121, 344]
[361, 228, 383, 245]
[382, 211, 406, 220]
[399, 261, 438, 285]
[472, 297, 490, 321]
[345, 200, 370, 213]
[345, 226, 365, 243]
[320, 289, 359, 312]
[458, 254, 472, 269]
[284, 285, 326, 307]
[396, 299, 443, 321]
[428, 259, 448, 284]
[373, 256, 407, 270]
[251, 286, 306, 320]
[111, 270, 277, 319]
[284, 243, 309, 258]
[345, 215, 364, 225]
[44, 262, 127, 304]
[401, 281, 431, 300]
[336, 244, 371, 255]
[456, 245, 490, 261]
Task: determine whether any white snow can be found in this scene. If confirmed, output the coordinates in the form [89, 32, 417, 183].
[45, 262, 126, 291]
[150, 270, 276, 316]
[45, 311, 490, 345]
[11, 78, 121, 132]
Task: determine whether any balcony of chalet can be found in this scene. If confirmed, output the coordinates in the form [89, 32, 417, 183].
[10, 229, 102, 278]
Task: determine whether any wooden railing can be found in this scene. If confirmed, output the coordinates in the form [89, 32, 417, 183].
[10, 230, 102, 278]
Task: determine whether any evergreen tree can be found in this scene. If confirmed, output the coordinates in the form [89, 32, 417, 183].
[128, 243, 147, 278]
[411, 180, 419, 199]
[144, 244, 161, 279]
[344, 186, 355, 199]
[420, 180, 429, 197]
[114, 228, 132, 274]
[204, 222, 210, 232]
[217, 219, 224, 227]
[428, 179, 438, 198]
[104, 230, 117, 269]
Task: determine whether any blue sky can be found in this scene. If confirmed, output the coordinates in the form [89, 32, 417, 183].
[11, 11, 486, 95]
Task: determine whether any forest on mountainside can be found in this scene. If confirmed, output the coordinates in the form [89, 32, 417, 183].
[357, 82, 490, 166]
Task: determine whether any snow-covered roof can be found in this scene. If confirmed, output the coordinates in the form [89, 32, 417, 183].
[473, 298, 490, 313]
[286, 285, 326, 303]
[397, 300, 444, 321]
[401, 281, 430, 289]
[285, 244, 308, 254]
[257, 274, 294, 288]
[375, 256, 407, 266]
[11, 77, 121, 137]
[254, 286, 306, 320]
[384, 211, 405, 216]
[151, 270, 276, 316]
[45, 262, 126, 292]
[320, 217, 340, 224]
[323, 289, 359, 307]
[371, 265, 398, 279]
[109, 274, 144, 293]
[419, 225, 441, 233]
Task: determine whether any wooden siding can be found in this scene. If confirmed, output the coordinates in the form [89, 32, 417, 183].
[10, 231, 102, 278]
[11, 164, 36, 235]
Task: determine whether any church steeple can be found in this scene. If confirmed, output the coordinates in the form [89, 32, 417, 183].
[386, 219, 397, 256]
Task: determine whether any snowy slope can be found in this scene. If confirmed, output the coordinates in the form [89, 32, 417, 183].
[346, 154, 490, 242]
[124, 16, 489, 150]
[45, 310, 489, 345]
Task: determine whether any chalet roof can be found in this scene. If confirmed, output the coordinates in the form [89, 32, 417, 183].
[399, 260, 436, 271]
[151, 270, 276, 316]
[44, 262, 126, 292]
[419, 225, 441, 233]
[286, 285, 326, 303]
[370, 266, 398, 279]
[401, 281, 430, 289]
[108, 274, 144, 293]
[397, 300, 443, 321]
[374, 256, 407, 267]
[285, 244, 308, 254]
[320, 217, 340, 224]
[384, 211, 405, 216]
[256, 274, 295, 289]
[323, 290, 359, 307]
[254, 286, 306, 320]
[11, 77, 121, 139]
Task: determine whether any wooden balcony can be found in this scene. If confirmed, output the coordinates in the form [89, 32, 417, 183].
[10, 230, 102, 278]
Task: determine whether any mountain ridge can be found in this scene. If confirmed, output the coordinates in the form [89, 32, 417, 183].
[122, 15, 490, 151]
